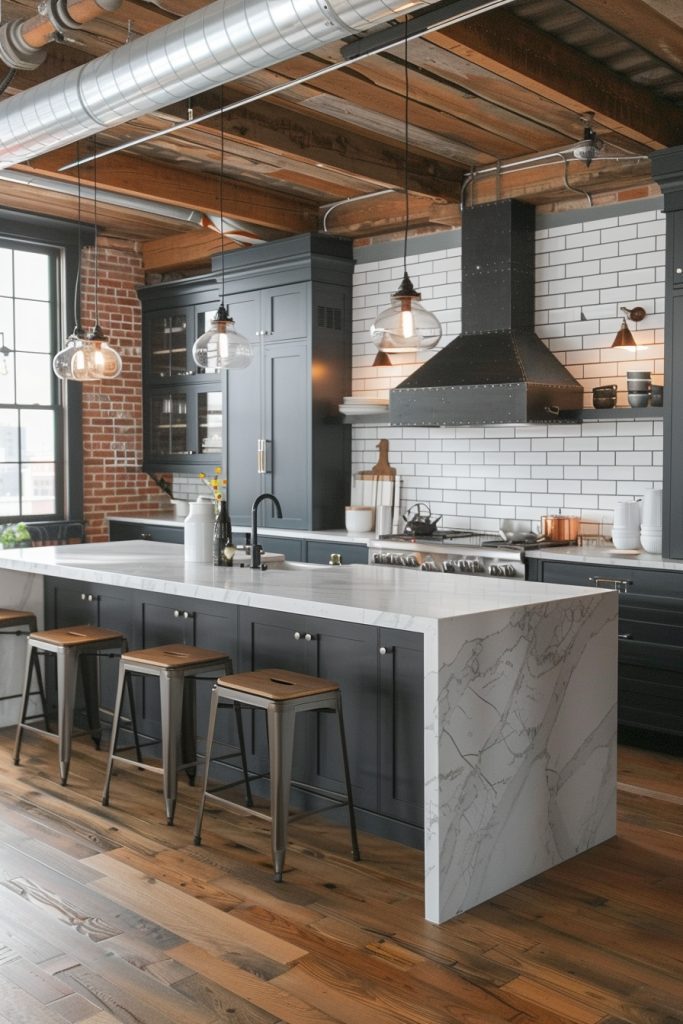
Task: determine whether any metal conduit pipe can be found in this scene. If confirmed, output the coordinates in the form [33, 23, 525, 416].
[0, 0, 442, 169]
[0, 0, 122, 71]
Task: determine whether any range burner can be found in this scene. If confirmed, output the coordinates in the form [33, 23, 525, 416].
[481, 538, 578, 551]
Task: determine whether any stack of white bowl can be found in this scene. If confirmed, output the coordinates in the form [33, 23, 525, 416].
[640, 488, 662, 553]
[612, 499, 641, 550]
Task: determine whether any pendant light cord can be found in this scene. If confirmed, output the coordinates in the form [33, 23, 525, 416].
[219, 85, 226, 308]
[74, 139, 81, 330]
[92, 135, 99, 328]
[403, 16, 409, 277]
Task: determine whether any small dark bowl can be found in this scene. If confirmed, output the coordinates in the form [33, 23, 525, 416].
[593, 395, 617, 409]
[627, 393, 650, 408]
[626, 380, 651, 392]
[650, 385, 663, 407]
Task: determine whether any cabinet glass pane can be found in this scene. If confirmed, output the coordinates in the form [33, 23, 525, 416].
[150, 392, 188, 455]
[195, 309, 221, 376]
[149, 313, 188, 377]
[198, 390, 223, 455]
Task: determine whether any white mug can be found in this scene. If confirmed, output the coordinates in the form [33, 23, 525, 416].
[613, 500, 641, 531]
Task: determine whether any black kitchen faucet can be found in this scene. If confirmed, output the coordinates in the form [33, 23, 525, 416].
[250, 493, 283, 569]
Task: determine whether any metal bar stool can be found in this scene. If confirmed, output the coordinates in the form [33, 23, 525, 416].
[0, 608, 50, 727]
[194, 667, 360, 882]
[13, 625, 131, 786]
[102, 643, 247, 826]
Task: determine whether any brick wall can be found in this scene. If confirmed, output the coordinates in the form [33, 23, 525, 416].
[79, 236, 169, 542]
[351, 200, 665, 538]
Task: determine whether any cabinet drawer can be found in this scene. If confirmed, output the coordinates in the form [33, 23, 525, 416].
[305, 540, 368, 565]
[109, 521, 184, 544]
[535, 558, 683, 599]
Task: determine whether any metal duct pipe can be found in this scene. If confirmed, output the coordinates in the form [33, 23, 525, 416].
[0, 0, 122, 71]
[0, 0, 441, 169]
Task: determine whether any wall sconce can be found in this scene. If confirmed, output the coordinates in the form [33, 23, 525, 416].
[611, 305, 647, 348]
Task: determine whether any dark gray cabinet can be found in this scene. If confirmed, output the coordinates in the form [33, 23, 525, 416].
[140, 276, 226, 475]
[109, 521, 184, 544]
[214, 234, 353, 531]
[527, 557, 683, 740]
[305, 540, 368, 565]
[378, 628, 424, 827]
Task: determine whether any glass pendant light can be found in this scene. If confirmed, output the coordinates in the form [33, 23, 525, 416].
[54, 140, 89, 380]
[370, 20, 441, 364]
[193, 88, 253, 371]
[0, 332, 11, 375]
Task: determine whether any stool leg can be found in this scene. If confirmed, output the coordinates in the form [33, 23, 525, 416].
[81, 652, 102, 750]
[234, 702, 253, 808]
[124, 675, 143, 764]
[159, 668, 183, 825]
[33, 653, 50, 732]
[56, 647, 79, 786]
[102, 662, 129, 807]
[268, 701, 296, 882]
[193, 683, 221, 846]
[13, 644, 37, 765]
[181, 674, 197, 785]
[335, 693, 361, 862]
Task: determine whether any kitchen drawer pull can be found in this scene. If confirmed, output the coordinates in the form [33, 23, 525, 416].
[140, 532, 151, 540]
[618, 633, 633, 640]
[304, 633, 313, 642]
[173, 609, 193, 619]
[80, 593, 95, 602]
[589, 576, 633, 593]
[257, 439, 266, 474]
[294, 630, 301, 640]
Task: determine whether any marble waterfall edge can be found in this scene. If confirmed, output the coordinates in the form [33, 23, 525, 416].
[424, 591, 618, 924]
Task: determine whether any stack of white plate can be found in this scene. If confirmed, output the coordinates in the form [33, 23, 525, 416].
[338, 396, 389, 415]
[640, 488, 662, 553]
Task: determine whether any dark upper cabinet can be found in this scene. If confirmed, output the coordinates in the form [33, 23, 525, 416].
[140, 277, 226, 474]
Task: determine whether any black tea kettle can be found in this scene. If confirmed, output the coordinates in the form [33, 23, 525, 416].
[403, 503, 442, 537]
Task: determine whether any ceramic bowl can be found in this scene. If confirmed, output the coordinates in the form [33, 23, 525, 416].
[626, 380, 651, 392]
[345, 506, 374, 532]
[593, 395, 617, 409]
[626, 370, 651, 378]
[627, 393, 650, 407]
[650, 385, 663, 407]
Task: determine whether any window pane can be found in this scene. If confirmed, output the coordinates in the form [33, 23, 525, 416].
[20, 409, 55, 461]
[21, 462, 55, 516]
[0, 409, 19, 460]
[15, 353, 53, 405]
[15, 299, 51, 353]
[0, 463, 20, 518]
[14, 250, 50, 300]
[0, 295, 13, 336]
[0, 248, 12, 295]
[0, 362, 15, 404]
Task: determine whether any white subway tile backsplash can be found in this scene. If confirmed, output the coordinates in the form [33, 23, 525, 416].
[350, 204, 664, 530]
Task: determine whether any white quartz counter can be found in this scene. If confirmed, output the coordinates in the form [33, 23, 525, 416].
[0, 540, 618, 926]
[526, 543, 683, 572]
[108, 513, 374, 546]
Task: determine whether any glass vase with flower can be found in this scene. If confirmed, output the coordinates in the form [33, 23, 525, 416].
[200, 468, 234, 565]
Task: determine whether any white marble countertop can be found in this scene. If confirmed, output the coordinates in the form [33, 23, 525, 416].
[0, 540, 600, 633]
[108, 513, 374, 546]
[525, 543, 683, 572]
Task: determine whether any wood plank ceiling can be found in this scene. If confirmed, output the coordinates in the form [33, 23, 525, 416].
[0, 0, 682, 273]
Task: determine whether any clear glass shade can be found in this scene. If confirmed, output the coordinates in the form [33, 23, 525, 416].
[370, 273, 442, 353]
[53, 326, 122, 381]
[192, 306, 253, 370]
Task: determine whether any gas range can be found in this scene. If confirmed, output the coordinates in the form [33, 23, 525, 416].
[368, 532, 526, 579]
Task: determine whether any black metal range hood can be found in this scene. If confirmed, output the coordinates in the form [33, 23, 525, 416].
[390, 200, 584, 426]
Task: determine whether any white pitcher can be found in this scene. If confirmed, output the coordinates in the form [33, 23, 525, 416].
[184, 497, 214, 563]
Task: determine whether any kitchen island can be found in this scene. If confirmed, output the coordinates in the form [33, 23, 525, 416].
[0, 540, 618, 924]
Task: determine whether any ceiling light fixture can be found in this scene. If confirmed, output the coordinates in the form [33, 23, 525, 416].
[369, 18, 442, 368]
[53, 137, 122, 381]
[193, 89, 253, 372]
[572, 112, 603, 168]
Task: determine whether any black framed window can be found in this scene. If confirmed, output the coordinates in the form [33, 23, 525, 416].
[0, 239, 63, 520]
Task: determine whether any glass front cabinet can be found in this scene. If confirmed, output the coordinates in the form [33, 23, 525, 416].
[140, 276, 226, 473]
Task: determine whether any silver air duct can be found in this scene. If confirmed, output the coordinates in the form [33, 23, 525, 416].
[0, 0, 442, 169]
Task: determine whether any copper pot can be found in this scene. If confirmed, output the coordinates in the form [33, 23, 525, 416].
[540, 514, 581, 543]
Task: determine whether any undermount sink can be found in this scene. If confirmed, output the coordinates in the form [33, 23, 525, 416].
[269, 560, 328, 570]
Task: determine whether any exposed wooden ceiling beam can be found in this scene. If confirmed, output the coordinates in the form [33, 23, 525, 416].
[566, 0, 683, 73]
[429, 8, 683, 149]
[30, 147, 319, 235]
[141, 228, 232, 273]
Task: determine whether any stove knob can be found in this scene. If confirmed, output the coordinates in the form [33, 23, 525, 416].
[406, 554, 419, 567]
[373, 552, 382, 564]
[457, 559, 469, 572]
[488, 563, 501, 576]
[380, 553, 392, 564]
[468, 558, 481, 573]
[391, 554, 403, 565]
[443, 560, 456, 573]
[504, 563, 517, 577]
[397, 555, 408, 566]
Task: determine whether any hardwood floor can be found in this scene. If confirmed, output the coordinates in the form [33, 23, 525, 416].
[0, 727, 681, 1024]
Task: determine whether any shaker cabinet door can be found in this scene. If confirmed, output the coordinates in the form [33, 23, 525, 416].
[263, 338, 310, 530]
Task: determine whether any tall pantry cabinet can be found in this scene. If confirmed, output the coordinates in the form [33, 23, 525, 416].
[140, 234, 353, 531]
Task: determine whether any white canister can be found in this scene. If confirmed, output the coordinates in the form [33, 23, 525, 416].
[184, 497, 214, 563]
[641, 488, 663, 530]
[613, 499, 641, 532]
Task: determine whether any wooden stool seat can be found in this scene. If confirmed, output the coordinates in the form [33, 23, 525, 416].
[0, 608, 38, 631]
[102, 643, 240, 825]
[13, 624, 129, 786]
[223, 668, 339, 702]
[29, 625, 124, 648]
[122, 643, 231, 671]
[194, 668, 360, 881]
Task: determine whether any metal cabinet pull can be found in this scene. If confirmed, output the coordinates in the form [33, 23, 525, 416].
[589, 576, 633, 593]
[293, 631, 301, 640]
[174, 609, 193, 619]
[81, 593, 95, 602]
[304, 633, 313, 642]
[257, 439, 266, 474]
[140, 532, 151, 540]
[379, 645, 394, 656]
[618, 633, 633, 640]
[329, 553, 342, 565]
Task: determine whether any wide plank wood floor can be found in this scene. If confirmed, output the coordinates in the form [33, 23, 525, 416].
[0, 727, 681, 1024]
